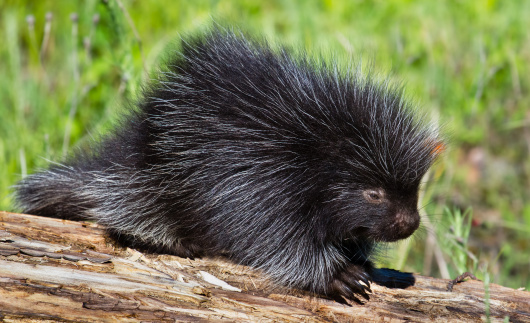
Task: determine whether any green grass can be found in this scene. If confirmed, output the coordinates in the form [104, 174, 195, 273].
[1, 0, 529, 291]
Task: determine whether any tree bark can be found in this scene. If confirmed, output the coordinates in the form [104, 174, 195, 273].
[1, 211, 528, 322]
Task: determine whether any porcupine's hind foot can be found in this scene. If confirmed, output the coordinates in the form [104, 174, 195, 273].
[328, 263, 373, 304]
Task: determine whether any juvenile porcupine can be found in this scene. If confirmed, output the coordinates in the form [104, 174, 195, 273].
[14, 29, 442, 302]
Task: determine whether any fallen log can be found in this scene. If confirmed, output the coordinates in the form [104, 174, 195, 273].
[0, 211, 528, 322]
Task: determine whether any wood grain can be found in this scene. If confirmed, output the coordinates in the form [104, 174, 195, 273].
[1, 211, 528, 322]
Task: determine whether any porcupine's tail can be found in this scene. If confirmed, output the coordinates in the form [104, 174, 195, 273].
[14, 162, 99, 220]
[13, 113, 150, 222]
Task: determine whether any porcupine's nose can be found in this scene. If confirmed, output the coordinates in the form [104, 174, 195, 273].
[394, 210, 420, 240]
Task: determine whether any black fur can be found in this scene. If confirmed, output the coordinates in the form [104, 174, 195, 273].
[14, 29, 442, 302]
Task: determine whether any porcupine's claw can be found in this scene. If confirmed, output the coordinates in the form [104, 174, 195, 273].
[329, 264, 373, 303]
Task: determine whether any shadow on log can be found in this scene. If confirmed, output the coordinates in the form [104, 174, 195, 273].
[1, 211, 529, 322]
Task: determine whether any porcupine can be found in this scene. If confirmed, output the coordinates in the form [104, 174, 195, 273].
[14, 28, 443, 302]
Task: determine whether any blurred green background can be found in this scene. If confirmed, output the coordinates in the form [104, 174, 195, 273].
[1, 0, 529, 291]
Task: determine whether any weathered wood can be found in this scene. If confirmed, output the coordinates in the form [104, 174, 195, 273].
[0, 211, 528, 322]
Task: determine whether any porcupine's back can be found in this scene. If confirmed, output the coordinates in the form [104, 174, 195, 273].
[15, 29, 441, 283]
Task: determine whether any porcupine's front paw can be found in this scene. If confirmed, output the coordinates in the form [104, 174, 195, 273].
[329, 264, 373, 303]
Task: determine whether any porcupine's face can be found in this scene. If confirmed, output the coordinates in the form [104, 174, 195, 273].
[326, 181, 423, 244]
[357, 186, 421, 242]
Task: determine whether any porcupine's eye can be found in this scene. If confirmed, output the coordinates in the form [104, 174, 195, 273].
[362, 189, 385, 204]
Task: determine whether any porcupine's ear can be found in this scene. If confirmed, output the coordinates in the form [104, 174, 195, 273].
[430, 141, 445, 157]
[420, 137, 445, 160]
